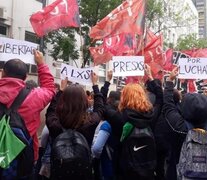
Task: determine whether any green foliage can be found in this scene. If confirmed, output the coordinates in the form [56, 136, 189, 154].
[79, 0, 122, 67]
[176, 34, 207, 51]
[45, 28, 79, 62]
[146, 0, 163, 28]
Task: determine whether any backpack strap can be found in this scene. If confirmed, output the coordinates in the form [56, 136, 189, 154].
[6, 87, 31, 115]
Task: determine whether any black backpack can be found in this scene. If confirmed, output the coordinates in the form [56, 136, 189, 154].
[0, 87, 34, 178]
[51, 129, 92, 180]
[119, 125, 156, 177]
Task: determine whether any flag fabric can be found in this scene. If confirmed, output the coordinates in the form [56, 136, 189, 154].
[90, 0, 146, 40]
[125, 33, 163, 84]
[138, 34, 164, 78]
[89, 45, 113, 66]
[163, 48, 174, 71]
[145, 29, 157, 47]
[103, 33, 137, 55]
[182, 48, 207, 58]
[30, 0, 80, 37]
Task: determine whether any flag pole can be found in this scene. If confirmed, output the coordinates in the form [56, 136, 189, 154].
[40, 0, 46, 53]
[79, 26, 84, 68]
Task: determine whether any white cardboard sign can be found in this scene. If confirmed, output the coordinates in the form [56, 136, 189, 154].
[112, 56, 144, 76]
[179, 58, 207, 79]
[0, 37, 38, 65]
[60, 63, 94, 86]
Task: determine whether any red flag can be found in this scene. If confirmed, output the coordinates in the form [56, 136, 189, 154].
[182, 48, 207, 58]
[139, 34, 164, 78]
[90, 0, 146, 40]
[145, 29, 157, 46]
[103, 33, 137, 55]
[30, 0, 80, 37]
[125, 33, 163, 84]
[163, 49, 174, 71]
[89, 45, 113, 66]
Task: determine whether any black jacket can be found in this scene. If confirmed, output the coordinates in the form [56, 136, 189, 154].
[163, 81, 187, 133]
[46, 85, 104, 146]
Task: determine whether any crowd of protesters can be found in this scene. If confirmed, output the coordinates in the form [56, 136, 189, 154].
[0, 52, 207, 180]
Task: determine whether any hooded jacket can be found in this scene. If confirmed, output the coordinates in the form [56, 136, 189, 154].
[122, 108, 153, 128]
[0, 64, 55, 160]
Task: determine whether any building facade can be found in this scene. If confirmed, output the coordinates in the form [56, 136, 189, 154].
[192, 0, 207, 38]
[151, 0, 199, 47]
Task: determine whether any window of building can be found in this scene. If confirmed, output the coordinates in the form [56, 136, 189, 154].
[0, 24, 8, 36]
[199, 12, 204, 16]
[25, 31, 40, 44]
[196, 0, 205, 7]
[25, 31, 39, 74]
[99, 64, 106, 83]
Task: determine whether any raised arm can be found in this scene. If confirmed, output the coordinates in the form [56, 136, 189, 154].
[145, 64, 163, 129]
[91, 72, 104, 118]
[46, 79, 68, 138]
[100, 71, 113, 104]
[32, 50, 55, 110]
[163, 67, 187, 133]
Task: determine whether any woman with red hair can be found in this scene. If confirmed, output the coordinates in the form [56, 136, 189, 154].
[104, 65, 162, 180]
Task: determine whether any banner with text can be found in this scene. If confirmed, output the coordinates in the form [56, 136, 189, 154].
[112, 56, 144, 77]
[0, 37, 38, 64]
[61, 63, 94, 86]
[179, 58, 207, 79]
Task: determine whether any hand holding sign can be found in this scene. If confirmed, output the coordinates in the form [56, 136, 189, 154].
[107, 70, 113, 82]
[167, 66, 179, 81]
[60, 78, 68, 91]
[34, 50, 44, 65]
[145, 64, 153, 81]
[91, 72, 98, 86]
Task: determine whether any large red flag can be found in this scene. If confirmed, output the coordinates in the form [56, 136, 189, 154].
[30, 0, 80, 37]
[90, 0, 146, 40]
[89, 45, 113, 66]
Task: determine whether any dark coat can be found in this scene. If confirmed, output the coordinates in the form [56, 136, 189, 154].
[46, 85, 104, 146]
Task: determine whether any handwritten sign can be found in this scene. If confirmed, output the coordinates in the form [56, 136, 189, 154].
[0, 37, 38, 64]
[61, 63, 94, 86]
[179, 58, 207, 79]
[112, 56, 144, 76]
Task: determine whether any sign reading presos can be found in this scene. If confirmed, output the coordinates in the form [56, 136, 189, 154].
[112, 56, 145, 77]
[0, 37, 38, 65]
[179, 58, 207, 79]
[60, 63, 94, 86]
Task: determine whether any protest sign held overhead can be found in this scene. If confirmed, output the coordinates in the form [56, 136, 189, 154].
[0, 37, 38, 65]
[179, 58, 207, 79]
[90, 0, 146, 40]
[30, 0, 80, 37]
[112, 56, 144, 77]
[61, 63, 95, 86]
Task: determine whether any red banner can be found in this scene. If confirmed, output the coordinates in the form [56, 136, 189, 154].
[163, 48, 207, 93]
[30, 0, 80, 37]
[90, 0, 146, 40]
